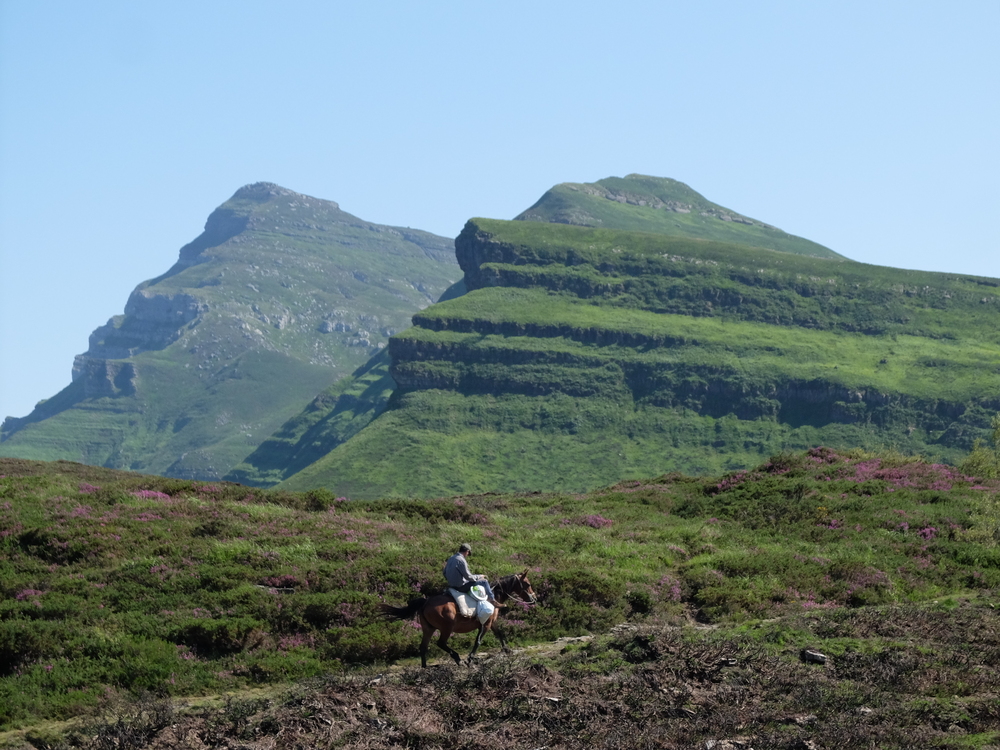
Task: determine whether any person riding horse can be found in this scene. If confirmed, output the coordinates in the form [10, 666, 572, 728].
[443, 543, 504, 609]
[380, 568, 536, 667]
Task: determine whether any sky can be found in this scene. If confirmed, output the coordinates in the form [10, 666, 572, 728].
[1, 0, 998, 422]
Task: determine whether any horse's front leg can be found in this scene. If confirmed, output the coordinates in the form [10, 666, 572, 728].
[466, 623, 488, 665]
[493, 622, 511, 655]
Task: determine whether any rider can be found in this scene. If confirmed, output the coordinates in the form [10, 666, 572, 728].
[443, 543, 504, 608]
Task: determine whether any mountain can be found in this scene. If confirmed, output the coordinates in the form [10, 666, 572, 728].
[0, 183, 460, 479]
[273, 192, 1000, 498]
[516, 174, 844, 259]
[229, 174, 846, 490]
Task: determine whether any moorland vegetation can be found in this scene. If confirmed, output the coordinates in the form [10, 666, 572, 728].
[2, 441, 999, 747]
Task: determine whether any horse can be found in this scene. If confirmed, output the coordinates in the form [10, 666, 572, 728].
[379, 570, 537, 667]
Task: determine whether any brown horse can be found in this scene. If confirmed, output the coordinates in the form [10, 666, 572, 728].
[379, 570, 537, 667]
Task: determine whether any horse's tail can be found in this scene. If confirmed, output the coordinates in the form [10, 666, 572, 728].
[378, 598, 427, 621]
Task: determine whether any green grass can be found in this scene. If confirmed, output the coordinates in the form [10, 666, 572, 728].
[514, 174, 844, 259]
[3, 449, 998, 730]
[225, 349, 397, 487]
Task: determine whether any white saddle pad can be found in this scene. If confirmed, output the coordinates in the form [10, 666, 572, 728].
[448, 588, 495, 622]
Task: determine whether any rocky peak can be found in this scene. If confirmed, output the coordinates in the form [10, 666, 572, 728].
[229, 182, 340, 211]
[232, 182, 293, 202]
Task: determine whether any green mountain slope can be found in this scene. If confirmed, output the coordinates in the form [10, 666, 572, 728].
[0, 183, 460, 479]
[516, 174, 844, 259]
[236, 176, 843, 490]
[224, 280, 468, 488]
[279, 215, 1000, 498]
[225, 349, 396, 486]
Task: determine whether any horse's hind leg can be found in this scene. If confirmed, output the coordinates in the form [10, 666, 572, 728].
[436, 624, 461, 666]
[419, 619, 435, 669]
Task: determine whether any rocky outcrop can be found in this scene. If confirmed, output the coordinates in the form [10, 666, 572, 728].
[75, 291, 208, 366]
[455, 225, 526, 292]
[74, 359, 138, 399]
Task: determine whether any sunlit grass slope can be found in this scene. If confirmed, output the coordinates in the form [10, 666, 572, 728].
[515, 174, 844, 259]
[225, 350, 396, 487]
[281, 217, 1000, 498]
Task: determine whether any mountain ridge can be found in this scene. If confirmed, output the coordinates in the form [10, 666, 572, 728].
[0, 183, 460, 479]
[231, 175, 858, 490]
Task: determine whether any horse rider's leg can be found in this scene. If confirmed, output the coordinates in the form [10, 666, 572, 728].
[419, 618, 435, 669]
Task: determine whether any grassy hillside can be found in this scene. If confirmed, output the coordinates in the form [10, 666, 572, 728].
[516, 174, 844, 259]
[280, 218, 1000, 498]
[0, 184, 459, 480]
[225, 350, 396, 487]
[1, 452, 998, 746]
[226, 280, 470, 489]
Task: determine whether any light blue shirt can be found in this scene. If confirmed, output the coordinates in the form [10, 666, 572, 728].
[444, 552, 482, 588]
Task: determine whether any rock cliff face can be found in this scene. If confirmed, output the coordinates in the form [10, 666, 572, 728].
[75, 360, 138, 399]
[0, 183, 460, 479]
[75, 291, 208, 367]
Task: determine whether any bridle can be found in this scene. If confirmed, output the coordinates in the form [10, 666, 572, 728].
[494, 574, 537, 605]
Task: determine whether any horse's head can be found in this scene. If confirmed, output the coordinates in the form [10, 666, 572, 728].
[512, 569, 537, 604]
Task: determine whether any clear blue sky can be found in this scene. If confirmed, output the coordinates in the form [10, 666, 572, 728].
[2, 1, 998, 422]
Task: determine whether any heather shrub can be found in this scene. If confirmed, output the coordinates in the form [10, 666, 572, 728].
[322, 621, 417, 664]
[2, 451, 1000, 731]
[528, 568, 623, 637]
[170, 616, 267, 656]
[625, 589, 653, 615]
[0, 620, 66, 676]
[84, 691, 175, 750]
[303, 487, 338, 511]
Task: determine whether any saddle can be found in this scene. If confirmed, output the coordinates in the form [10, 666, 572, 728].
[448, 585, 495, 623]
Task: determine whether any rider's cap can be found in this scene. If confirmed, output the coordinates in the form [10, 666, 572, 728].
[459, 543, 472, 554]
